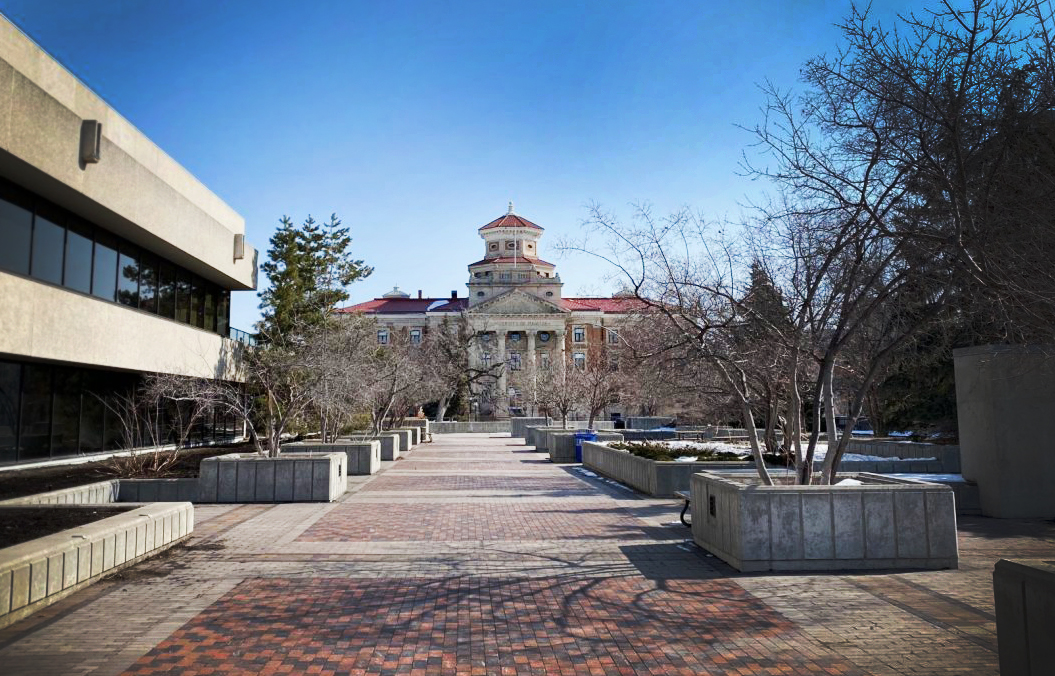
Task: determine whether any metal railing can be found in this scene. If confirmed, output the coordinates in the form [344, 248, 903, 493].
[228, 326, 257, 346]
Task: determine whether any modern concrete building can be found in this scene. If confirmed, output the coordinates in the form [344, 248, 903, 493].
[340, 204, 640, 417]
[0, 15, 257, 464]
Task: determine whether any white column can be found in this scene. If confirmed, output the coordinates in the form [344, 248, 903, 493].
[555, 329, 566, 366]
[496, 329, 507, 399]
[526, 331, 536, 367]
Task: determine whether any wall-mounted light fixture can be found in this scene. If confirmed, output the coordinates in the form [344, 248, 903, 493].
[80, 120, 102, 164]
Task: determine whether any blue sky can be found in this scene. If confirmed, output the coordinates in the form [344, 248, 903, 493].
[1, 0, 918, 331]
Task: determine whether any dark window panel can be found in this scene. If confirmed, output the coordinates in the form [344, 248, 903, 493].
[19, 364, 52, 459]
[51, 368, 81, 457]
[175, 272, 191, 324]
[216, 290, 230, 336]
[30, 209, 65, 285]
[92, 231, 118, 301]
[0, 361, 21, 463]
[64, 219, 94, 294]
[78, 386, 104, 454]
[203, 286, 216, 333]
[158, 262, 176, 319]
[139, 253, 158, 314]
[0, 182, 33, 275]
[190, 278, 203, 328]
[117, 245, 140, 307]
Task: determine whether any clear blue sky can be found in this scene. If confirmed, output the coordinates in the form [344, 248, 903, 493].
[1, 0, 918, 331]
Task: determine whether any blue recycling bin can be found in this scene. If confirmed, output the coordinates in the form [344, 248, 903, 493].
[574, 430, 598, 462]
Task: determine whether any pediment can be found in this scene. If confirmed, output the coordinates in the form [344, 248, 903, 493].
[468, 290, 568, 315]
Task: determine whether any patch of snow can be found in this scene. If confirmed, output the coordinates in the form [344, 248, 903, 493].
[675, 456, 699, 463]
[836, 478, 864, 486]
[887, 473, 966, 483]
[425, 299, 447, 311]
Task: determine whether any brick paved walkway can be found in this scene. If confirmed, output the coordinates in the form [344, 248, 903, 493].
[1, 433, 1053, 675]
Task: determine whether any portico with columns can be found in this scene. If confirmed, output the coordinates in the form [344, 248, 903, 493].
[340, 203, 639, 418]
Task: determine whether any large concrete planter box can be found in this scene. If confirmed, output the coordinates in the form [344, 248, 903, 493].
[118, 479, 199, 502]
[583, 442, 752, 496]
[511, 417, 549, 440]
[198, 452, 347, 503]
[0, 501, 193, 629]
[691, 471, 959, 572]
[395, 427, 420, 446]
[285, 441, 380, 475]
[372, 433, 401, 460]
[993, 558, 1055, 676]
[527, 426, 574, 451]
[549, 432, 624, 463]
[402, 419, 430, 437]
[386, 429, 413, 451]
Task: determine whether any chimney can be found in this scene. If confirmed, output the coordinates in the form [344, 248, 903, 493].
[417, 290, 422, 299]
[451, 290, 458, 299]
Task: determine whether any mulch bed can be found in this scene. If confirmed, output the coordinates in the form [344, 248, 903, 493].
[0, 506, 137, 549]
[0, 443, 255, 502]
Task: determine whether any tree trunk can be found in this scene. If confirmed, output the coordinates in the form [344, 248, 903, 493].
[434, 394, 450, 423]
[741, 399, 774, 486]
[822, 361, 839, 451]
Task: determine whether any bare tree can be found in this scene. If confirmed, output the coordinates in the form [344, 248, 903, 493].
[418, 315, 505, 422]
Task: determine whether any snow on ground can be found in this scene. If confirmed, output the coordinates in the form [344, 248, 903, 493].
[887, 473, 966, 483]
[616, 439, 933, 462]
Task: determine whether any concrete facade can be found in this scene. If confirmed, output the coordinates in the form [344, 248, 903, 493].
[993, 558, 1055, 676]
[954, 344, 1055, 517]
[691, 471, 959, 572]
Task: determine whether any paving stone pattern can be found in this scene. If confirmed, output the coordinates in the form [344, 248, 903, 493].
[0, 433, 1052, 675]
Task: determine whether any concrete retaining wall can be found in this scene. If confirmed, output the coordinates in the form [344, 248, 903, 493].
[582, 442, 752, 496]
[993, 558, 1055, 676]
[625, 417, 675, 430]
[198, 453, 347, 503]
[0, 501, 193, 629]
[284, 441, 380, 476]
[118, 479, 199, 502]
[431, 421, 511, 434]
[691, 471, 959, 572]
[0, 480, 120, 506]
[845, 440, 961, 472]
[549, 433, 624, 464]
[619, 429, 677, 442]
[510, 417, 549, 439]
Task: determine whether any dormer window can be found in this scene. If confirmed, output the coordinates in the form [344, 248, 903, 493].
[506, 241, 515, 249]
[489, 243, 498, 251]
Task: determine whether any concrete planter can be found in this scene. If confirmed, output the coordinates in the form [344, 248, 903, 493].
[118, 479, 199, 502]
[402, 419, 430, 438]
[549, 432, 624, 463]
[394, 427, 420, 446]
[371, 433, 401, 461]
[386, 429, 413, 451]
[0, 481, 120, 506]
[511, 417, 550, 440]
[993, 558, 1055, 675]
[582, 442, 752, 496]
[619, 429, 677, 442]
[0, 501, 193, 629]
[431, 421, 511, 434]
[691, 471, 959, 572]
[284, 441, 381, 475]
[198, 452, 347, 503]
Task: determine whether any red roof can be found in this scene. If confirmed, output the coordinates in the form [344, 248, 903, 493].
[337, 297, 468, 314]
[561, 297, 647, 313]
[478, 213, 544, 231]
[467, 256, 555, 267]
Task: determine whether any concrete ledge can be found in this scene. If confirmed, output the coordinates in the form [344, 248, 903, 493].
[198, 453, 347, 503]
[0, 501, 194, 629]
[385, 429, 413, 452]
[401, 419, 430, 438]
[993, 558, 1055, 676]
[618, 429, 677, 442]
[118, 478, 199, 502]
[549, 433, 624, 464]
[284, 442, 380, 475]
[0, 480, 119, 506]
[431, 421, 511, 434]
[583, 442, 752, 496]
[691, 471, 959, 572]
[395, 427, 421, 446]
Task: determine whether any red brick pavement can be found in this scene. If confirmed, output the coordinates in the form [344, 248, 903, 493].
[360, 475, 595, 494]
[299, 502, 679, 542]
[393, 461, 555, 471]
[122, 576, 865, 676]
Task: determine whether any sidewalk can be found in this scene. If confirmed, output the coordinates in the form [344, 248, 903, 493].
[0, 433, 1051, 675]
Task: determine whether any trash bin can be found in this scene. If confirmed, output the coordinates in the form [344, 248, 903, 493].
[574, 430, 598, 462]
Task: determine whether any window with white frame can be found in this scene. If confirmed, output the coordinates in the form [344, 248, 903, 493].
[539, 352, 550, 369]
[607, 329, 619, 345]
[482, 353, 492, 367]
[573, 352, 586, 369]
[573, 326, 586, 343]
[509, 352, 522, 370]
[377, 329, 389, 345]
[410, 328, 422, 345]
